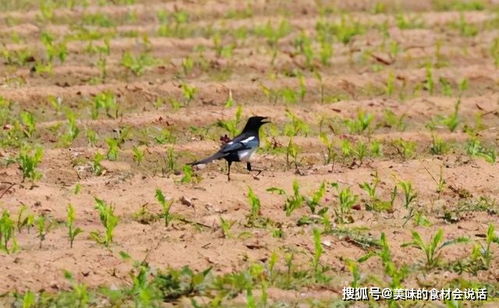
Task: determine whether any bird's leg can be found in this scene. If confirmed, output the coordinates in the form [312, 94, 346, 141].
[247, 162, 263, 176]
[227, 161, 232, 181]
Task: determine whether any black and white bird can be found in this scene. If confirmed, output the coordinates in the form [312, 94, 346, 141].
[189, 116, 270, 181]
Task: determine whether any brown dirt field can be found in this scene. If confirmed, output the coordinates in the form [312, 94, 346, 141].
[0, 0, 498, 307]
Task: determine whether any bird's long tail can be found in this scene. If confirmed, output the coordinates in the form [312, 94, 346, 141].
[188, 152, 226, 166]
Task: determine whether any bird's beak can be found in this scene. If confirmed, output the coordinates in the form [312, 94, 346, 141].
[262, 117, 271, 124]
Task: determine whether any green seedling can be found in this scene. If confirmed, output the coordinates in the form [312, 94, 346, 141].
[401, 229, 469, 269]
[60, 111, 80, 146]
[181, 164, 196, 184]
[105, 138, 119, 161]
[162, 147, 177, 175]
[283, 110, 310, 137]
[217, 106, 243, 137]
[440, 100, 461, 132]
[219, 217, 235, 238]
[384, 71, 396, 96]
[430, 134, 449, 155]
[20, 111, 36, 138]
[395, 14, 425, 29]
[40, 31, 68, 63]
[398, 180, 417, 209]
[255, 19, 291, 63]
[294, 31, 314, 68]
[181, 55, 194, 75]
[155, 189, 174, 227]
[180, 82, 197, 103]
[66, 204, 83, 248]
[247, 187, 262, 226]
[424, 63, 435, 94]
[267, 180, 305, 216]
[345, 110, 374, 134]
[86, 128, 98, 147]
[91, 153, 104, 176]
[471, 224, 498, 269]
[319, 133, 337, 165]
[90, 198, 118, 247]
[466, 138, 496, 163]
[382, 109, 406, 131]
[391, 138, 416, 159]
[453, 13, 478, 37]
[17, 146, 43, 182]
[345, 259, 361, 288]
[331, 183, 358, 224]
[91, 92, 118, 119]
[359, 233, 408, 289]
[424, 165, 446, 195]
[306, 182, 326, 214]
[312, 228, 325, 281]
[121, 51, 157, 76]
[132, 146, 145, 166]
[224, 89, 235, 108]
[16, 204, 34, 233]
[285, 138, 300, 170]
[0, 210, 18, 253]
[35, 215, 53, 249]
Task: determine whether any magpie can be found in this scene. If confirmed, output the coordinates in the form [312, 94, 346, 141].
[189, 116, 270, 181]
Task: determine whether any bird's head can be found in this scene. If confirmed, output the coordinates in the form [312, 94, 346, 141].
[243, 116, 270, 132]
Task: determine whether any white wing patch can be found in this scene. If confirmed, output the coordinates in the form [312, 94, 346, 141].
[240, 136, 255, 144]
[238, 148, 256, 162]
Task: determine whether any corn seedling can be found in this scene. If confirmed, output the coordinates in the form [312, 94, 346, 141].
[224, 89, 235, 108]
[285, 138, 300, 170]
[86, 128, 98, 147]
[424, 165, 446, 195]
[306, 182, 326, 214]
[319, 133, 336, 165]
[0, 210, 18, 253]
[16, 204, 34, 233]
[398, 180, 417, 209]
[312, 228, 325, 280]
[180, 82, 197, 104]
[267, 180, 305, 216]
[132, 146, 145, 166]
[391, 138, 416, 159]
[162, 147, 177, 175]
[246, 187, 262, 226]
[401, 229, 469, 269]
[90, 92, 118, 119]
[90, 198, 119, 247]
[20, 111, 36, 138]
[331, 183, 358, 224]
[466, 138, 496, 163]
[121, 51, 157, 76]
[219, 217, 235, 238]
[180, 164, 196, 184]
[424, 63, 435, 94]
[345, 110, 374, 134]
[66, 204, 83, 248]
[60, 111, 80, 147]
[91, 153, 104, 176]
[35, 214, 53, 249]
[470, 224, 498, 269]
[359, 233, 408, 289]
[217, 106, 243, 137]
[283, 110, 310, 137]
[382, 109, 406, 131]
[155, 189, 174, 227]
[105, 138, 119, 161]
[17, 146, 43, 182]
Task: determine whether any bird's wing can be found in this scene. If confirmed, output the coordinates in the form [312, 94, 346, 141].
[221, 134, 258, 154]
